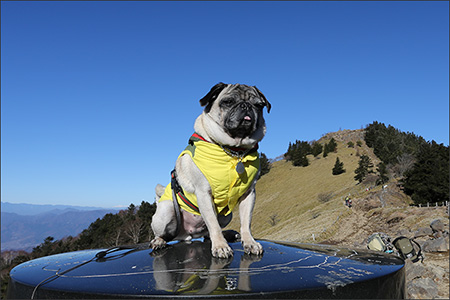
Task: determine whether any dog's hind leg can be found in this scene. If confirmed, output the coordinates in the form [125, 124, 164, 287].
[150, 199, 178, 250]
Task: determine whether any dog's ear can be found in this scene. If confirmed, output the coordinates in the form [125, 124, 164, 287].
[254, 86, 271, 113]
[199, 82, 228, 107]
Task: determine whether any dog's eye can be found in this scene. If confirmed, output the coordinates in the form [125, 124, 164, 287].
[254, 102, 265, 110]
[220, 98, 235, 107]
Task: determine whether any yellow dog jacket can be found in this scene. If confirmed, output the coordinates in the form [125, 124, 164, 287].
[159, 133, 260, 216]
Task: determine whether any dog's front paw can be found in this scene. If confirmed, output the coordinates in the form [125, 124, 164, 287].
[150, 237, 167, 250]
[242, 240, 263, 256]
[211, 240, 233, 259]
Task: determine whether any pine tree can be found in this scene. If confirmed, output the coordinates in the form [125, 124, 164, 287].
[292, 150, 309, 167]
[323, 138, 337, 157]
[364, 121, 426, 166]
[402, 141, 449, 204]
[354, 155, 374, 183]
[312, 142, 323, 157]
[332, 157, 346, 175]
[259, 152, 272, 177]
[32, 236, 56, 258]
[327, 138, 337, 153]
[285, 142, 293, 161]
[376, 162, 389, 185]
[137, 201, 157, 241]
[285, 140, 311, 167]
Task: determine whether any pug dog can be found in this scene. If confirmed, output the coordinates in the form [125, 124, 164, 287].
[150, 83, 271, 259]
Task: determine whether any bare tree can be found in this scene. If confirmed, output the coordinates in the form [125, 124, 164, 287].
[125, 218, 144, 244]
[109, 228, 122, 247]
[396, 153, 416, 177]
[1, 251, 16, 266]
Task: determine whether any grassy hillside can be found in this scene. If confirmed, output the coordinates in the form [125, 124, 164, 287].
[229, 129, 395, 242]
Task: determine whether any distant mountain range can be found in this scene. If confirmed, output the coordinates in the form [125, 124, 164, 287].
[1, 202, 120, 251]
[1, 202, 118, 215]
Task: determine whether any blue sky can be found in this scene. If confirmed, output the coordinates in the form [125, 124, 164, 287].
[1, 1, 448, 208]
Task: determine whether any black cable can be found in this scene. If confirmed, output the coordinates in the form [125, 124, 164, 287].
[30, 245, 148, 299]
[31, 257, 95, 299]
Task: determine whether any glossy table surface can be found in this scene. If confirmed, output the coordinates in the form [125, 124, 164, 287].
[8, 239, 405, 299]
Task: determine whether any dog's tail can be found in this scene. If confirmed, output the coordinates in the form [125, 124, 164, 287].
[154, 184, 166, 203]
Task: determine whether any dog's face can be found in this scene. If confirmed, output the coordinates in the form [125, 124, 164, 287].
[197, 83, 271, 146]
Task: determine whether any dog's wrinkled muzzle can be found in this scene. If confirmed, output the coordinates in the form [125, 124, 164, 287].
[225, 104, 256, 138]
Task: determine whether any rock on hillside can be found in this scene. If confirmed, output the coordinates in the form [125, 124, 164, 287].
[320, 129, 365, 144]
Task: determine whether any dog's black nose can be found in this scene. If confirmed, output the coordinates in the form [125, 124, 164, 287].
[240, 102, 250, 110]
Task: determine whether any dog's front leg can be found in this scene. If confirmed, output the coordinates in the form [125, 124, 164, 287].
[239, 185, 263, 255]
[197, 191, 233, 258]
[176, 155, 233, 258]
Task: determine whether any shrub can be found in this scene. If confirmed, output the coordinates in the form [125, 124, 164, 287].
[268, 214, 280, 226]
[318, 192, 334, 203]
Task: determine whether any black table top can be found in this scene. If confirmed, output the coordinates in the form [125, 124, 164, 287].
[8, 239, 405, 299]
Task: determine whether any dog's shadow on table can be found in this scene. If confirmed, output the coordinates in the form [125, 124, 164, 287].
[150, 236, 263, 294]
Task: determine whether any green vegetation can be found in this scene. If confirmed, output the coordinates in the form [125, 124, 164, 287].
[323, 138, 337, 157]
[285, 140, 312, 167]
[285, 138, 337, 166]
[364, 121, 426, 165]
[402, 141, 449, 204]
[354, 155, 374, 183]
[364, 121, 449, 204]
[332, 157, 346, 175]
[376, 162, 389, 185]
[311, 142, 323, 157]
[259, 152, 272, 178]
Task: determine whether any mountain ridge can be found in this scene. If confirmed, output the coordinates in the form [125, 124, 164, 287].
[1, 201, 118, 216]
[1, 207, 119, 251]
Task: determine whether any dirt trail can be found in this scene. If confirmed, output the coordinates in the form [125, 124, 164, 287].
[328, 207, 370, 246]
